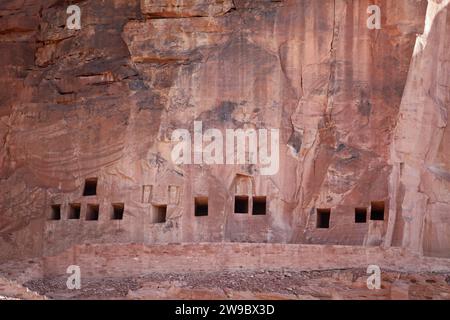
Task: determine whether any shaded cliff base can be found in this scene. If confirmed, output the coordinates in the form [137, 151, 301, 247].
[1, 243, 450, 300]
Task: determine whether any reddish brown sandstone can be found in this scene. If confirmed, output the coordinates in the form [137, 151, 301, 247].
[0, 0, 449, 296]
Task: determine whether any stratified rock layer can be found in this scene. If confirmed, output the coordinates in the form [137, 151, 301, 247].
[0, 0, 448, 261]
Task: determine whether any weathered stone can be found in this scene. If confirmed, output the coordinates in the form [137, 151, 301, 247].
[140, 0, 235, 18]
[0, 0, 449, 290]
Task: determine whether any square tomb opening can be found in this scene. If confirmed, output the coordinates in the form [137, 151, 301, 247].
[195, 197, 208, 217]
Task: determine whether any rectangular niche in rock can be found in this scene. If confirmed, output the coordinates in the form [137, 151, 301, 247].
[234, 196, 249, 214]
[153, 205, 167, 223]
[50, 205, 61, 220]
[355, 208, 367, 223]
[111, 203, 124, 220]
[316, 208, 331, 229]
[370, 201, 385, 221]
[195, 197, 208, 217]
[252, 196, 267, 215]
[83, 178, 98, 196]
[68, 203, 81, 219]
[86, 204, 99, 221]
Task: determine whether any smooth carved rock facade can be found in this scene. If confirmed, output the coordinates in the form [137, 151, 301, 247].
[0, 0, 449, 261]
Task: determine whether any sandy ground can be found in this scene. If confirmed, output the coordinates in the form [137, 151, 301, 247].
[16, 269, 450, 300]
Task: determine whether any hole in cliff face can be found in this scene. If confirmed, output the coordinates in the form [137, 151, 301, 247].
[234, 196, 249, 214]
[355, 208, 367, 223]
[83, 178, 98, 196]
[153, 205, 167, 223]
[50, 205, 61, 220]
[86, 204, 99, 221]
[112, 203, 124, 220]
[252, 196, 267, 215]
[316, 209, 331, 229]
[287, 131, 303, 155]
[370, 201, 385, 221]
[195, 197, 208, 217]
[68, 203, 81, 219]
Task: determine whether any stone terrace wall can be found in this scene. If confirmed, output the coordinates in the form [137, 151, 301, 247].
[41, 243, 450, 278]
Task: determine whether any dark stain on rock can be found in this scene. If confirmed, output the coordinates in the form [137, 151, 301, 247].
[136, 92, 164, 111]
[128, 79, 148, 91]
[217, 101, 237, 122]
[358, 90, 372, 116]
[287, 131, 303, 154]
[245, 164, 257, 175]
[336, 143, 346, 152]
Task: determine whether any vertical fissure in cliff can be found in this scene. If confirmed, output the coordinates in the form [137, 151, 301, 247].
[326, 0, 338, 123]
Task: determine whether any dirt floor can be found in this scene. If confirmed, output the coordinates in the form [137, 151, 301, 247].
[16, 269, 450, 300]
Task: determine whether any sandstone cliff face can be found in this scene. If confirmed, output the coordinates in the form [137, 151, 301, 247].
[0, 0, 447, 261]
[388, 0, 450, 258]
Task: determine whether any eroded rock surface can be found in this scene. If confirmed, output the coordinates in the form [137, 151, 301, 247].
[388, 0, 450, 258]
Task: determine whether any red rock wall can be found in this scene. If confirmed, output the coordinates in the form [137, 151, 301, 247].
[1, 0, 448, 261]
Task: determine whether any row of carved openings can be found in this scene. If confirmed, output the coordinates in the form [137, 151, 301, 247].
[49, 178, 124, 221]
[316, 201, 385, 229]
[49, 203, 124, 221]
